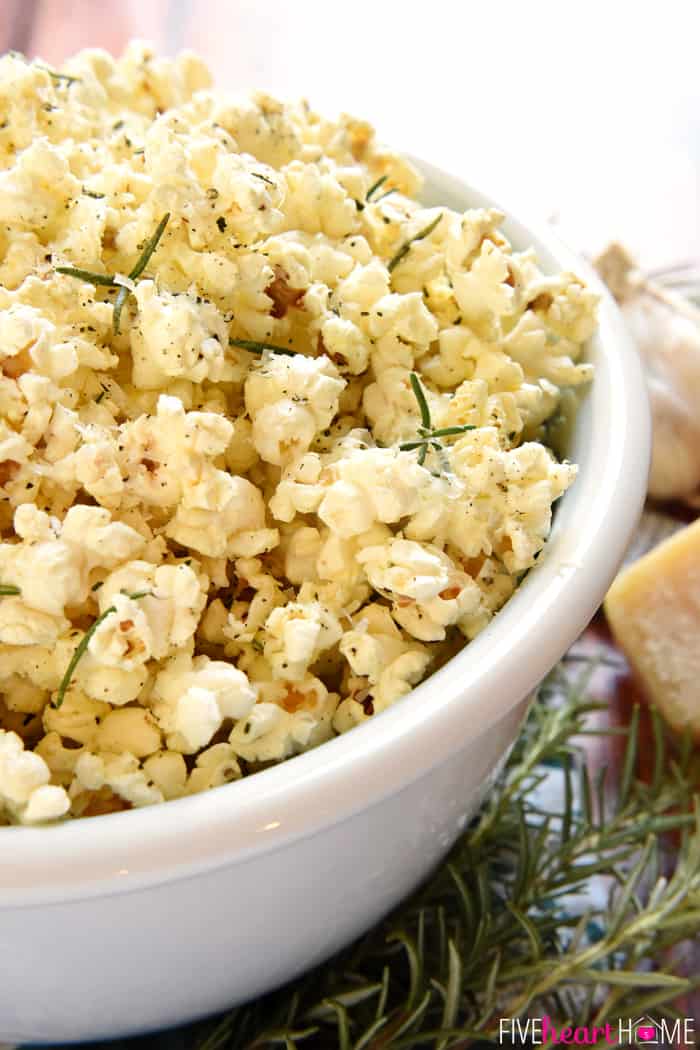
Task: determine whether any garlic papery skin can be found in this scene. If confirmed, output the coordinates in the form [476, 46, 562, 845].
[595, 243, 700, 502]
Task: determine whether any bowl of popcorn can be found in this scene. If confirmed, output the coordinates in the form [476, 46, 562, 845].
[0, 45, 649, 1043]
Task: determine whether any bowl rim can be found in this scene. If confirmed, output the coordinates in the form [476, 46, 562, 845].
[0, 159, 650, 905]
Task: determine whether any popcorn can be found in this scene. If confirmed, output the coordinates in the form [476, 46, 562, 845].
[73, 751, 164, 808]
[143, 750, 187, 800]
[151, 652, 257, 753]
[0, 504, 145, 619]
[88, 593, 153, 670]
[356, 539, 482, 641]
[186, 743, 241, 795]
[315, 437, 449, 539]
[96, 560, 207, 661]
[131, 282, 234, 389]
[245, 353, 345, 465]
[367, 291, 438, 373]
[0, 45, 594, 822]
[338, 603, 430, 708]
[0, 729, 70, 824]
[95, 707, 161, 758]
[446, 430, 577, 573]
[228, 677, 338, 762]
[262, 599, 343, 680]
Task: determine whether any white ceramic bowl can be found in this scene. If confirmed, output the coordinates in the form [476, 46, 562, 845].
[0, 160, 650, 1045]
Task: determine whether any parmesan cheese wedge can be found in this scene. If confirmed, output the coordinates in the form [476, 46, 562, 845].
[604, 518, 700, 738]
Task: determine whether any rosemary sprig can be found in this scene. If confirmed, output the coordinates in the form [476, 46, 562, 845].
[388, 213, 443, 273]
[399, 372, 475, 466]
[53, 590, 152, 709]
[182, 661, 700, 1050]
[229, 338, 298, 357]
[366, 174, 389, 201]
[0, 584, 20, 596]
[42, 659, 700, 1048]
[55, 213, 170, 334]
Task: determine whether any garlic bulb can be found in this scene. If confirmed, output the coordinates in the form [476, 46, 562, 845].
[595, 243, 700, 501]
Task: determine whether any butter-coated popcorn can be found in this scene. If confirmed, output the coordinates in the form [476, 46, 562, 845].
[0, 729, 70, 824]
[245, 353, 345, 465]
[0, 45, 594, 824]
[357, 539, 482, 642]
[151, 651, 257, 753]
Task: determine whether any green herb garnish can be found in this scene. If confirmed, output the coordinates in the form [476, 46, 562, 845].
[53, 590, 152, 708]
[55, 213, 170, 334]
[366, 174, 389, 201]
[41, 66, 80, 85]
[229, 338, 298, 357]
[0, 584, 20, 596]
[399, 372, 474, 466]
[125, 213, 170, 282]
[111, 284, 131, 335]
[82, 189, 106, 200]
[252, 171, 275, 186]
[388, 212, 443, 273]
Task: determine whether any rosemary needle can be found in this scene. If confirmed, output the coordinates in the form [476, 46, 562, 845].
[229, 338, 298, 357]
[431, 425, 477, 438]
[410, 370, 432, 430]
[127, 213, 170, 282]
[112, 285, 130, 335]
[55, 213, 170, 334]
[0, 584, 20, 596]
[388, 212, 443, 273]
[54, 266, 117, 287]
[38, 64, 81, 85]
[366, 174, 389, 201]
